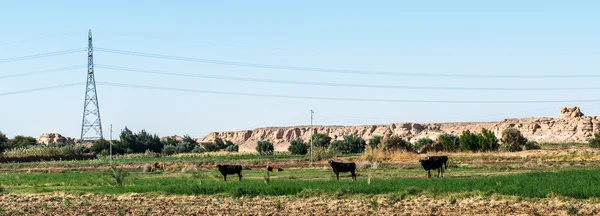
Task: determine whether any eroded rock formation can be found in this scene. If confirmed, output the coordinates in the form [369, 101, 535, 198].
[199, 107, 600, 152]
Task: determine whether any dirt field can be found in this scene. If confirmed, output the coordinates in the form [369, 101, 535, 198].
[1, 193, 599, 216]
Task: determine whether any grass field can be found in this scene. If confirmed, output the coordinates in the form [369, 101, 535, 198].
[1, 145, 600, 215]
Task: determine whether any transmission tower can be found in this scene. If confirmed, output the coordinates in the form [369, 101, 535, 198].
[80, 29, 104, 141]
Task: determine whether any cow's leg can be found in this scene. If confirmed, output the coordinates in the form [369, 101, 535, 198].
[437, 168, 441, 177]
[427, 169, 430, 178]
[223, 174, 227, 182]
[351, 171, 356, 181]
[335, 172, 339, 180]
[238, 172, 242, 181]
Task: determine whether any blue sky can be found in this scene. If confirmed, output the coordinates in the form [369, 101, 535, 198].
[1, 1, 599, 139]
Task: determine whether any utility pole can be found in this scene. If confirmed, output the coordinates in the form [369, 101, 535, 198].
[310, 110, 314, 165]
[109, 124, 113, 166]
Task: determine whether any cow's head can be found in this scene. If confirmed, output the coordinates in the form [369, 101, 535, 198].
[327, 159, 334, 164]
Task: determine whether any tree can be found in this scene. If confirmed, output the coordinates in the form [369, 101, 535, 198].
[119, 127, 137, 152]
[368, 136, 383, 149]
[438, 133, 459, 152]
[7, 135, 37, 149]
[161, 136, 180, 147]
[288, 138, 308, 155]
[225, 144, 239, 152]
[589, 133, 600, 148]
[162, 145, 177, 155]
[311, 134, 332, 148]
[90, 139, 111, 154]
[175, 141, 196, 153]
[328, 135, 366, 154]
[214, 137, 227, 150]
[459, 130, 480, 152]
[501, 128, 528, 152]
[256, 140, 274, 155]
[413, 137, 434, 152]
[380, 135, 411, 152]
[0, 131, 9, 152]
[201, 142, 219, 152]
[182, 135, 198, 145]
[135, 130, 163, 153]
[479, 128, 499, 151]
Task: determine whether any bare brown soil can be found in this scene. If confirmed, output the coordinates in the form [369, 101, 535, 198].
[1, 193, 599, 215]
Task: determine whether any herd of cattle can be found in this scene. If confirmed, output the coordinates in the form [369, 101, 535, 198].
[212, 156, 449, 181]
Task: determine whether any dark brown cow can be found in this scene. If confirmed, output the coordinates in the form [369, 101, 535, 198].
[328, 160, 357, 181]
[216, 164, 243, 181]
[419, 156, 448, 178]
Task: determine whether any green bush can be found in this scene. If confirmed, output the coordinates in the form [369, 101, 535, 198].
[311, 134, 332, 148]
[438, 133, 459, 152]
[525, 141, 541, 150]
[7, 135, 37, 149]
[288, 138, 308, 155]
[459, 130, 480, 152]
[368, 136, 383, 149]
[380, 135, 411, 152]
[225, 144, 239, 152]
[256, 140, 274, 155]
[479, 128, 499, 151]
[214, 137, 227, 150]
[119, 127, 163, 153]
[3, 145, 89, 157]
[191, 145, 205, 153]
[329, 135, 366, 154]
[162, 145, 177, 155]
[201, 142, 219, 152]
[160, 136, 179, 147]
[90, 139, 111, 154]
[175, 141, 196, 153]
[501, 128, 528, 152]
[312, 147, 336, 161]
[413, 138, 434, 152]
[589, 134, 600, 148]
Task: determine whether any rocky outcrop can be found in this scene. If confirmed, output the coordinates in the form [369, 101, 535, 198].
[559, 106, 584, 119]
[37, 133, 77, 145]
[199, 107, 600, 152]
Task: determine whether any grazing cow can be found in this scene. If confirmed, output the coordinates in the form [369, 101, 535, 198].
[328, 160, 357, 181]
[419, 156, 448, 178]
[266, 166, 284, 172]
[216, 164, 243, 182]
[151, 162, 165, 172]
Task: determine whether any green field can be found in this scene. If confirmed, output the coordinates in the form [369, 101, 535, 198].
[2, 166, 599, 199]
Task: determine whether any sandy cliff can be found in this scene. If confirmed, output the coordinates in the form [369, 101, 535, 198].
[199, 107, 600, 152]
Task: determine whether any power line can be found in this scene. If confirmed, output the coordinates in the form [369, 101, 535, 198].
[96, 81, 600, 104]
[95, 47, 599, 79]
[0, 48, 86, 64]
[96, 64, 600, 91]
[0, 65, 86, 80]
[0, 82, 84, 97]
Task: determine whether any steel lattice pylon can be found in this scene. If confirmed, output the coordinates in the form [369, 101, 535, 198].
[80, 29, 103, 141]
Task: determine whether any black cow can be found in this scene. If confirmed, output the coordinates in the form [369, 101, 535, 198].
[419, 156, 449, 178]
[328, 160, 357, 181]
[216, 164, 243, 182]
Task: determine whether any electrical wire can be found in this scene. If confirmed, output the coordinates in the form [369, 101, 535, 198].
[95, 47, 599, 79]
[0, 65, 87, 80]
[0, 48, 86, 64]
[0, 82, 84, 97]
[95, 82, 600, 104]
[96, 64, 600, 91]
